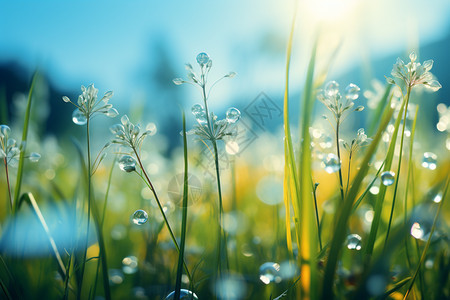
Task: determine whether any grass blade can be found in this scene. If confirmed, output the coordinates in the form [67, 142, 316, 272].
[321, 100, 394, 299]
[13, 72, 37, 213]
[175, 111, 189, 299]
[282, 0, 300, 259]
[365, 87, 409, 264]
[297, 36, 319, 299]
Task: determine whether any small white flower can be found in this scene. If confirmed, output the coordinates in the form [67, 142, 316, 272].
[386, 51, 441, 92]
[62, 84, 118, 124]
[317, 81, 363, 123]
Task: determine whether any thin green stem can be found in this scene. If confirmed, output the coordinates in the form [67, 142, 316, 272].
[132, 147, 192, 281]
[4, 159, 13, 211]
[345, 151, 352, 197]
[200, 75, 228, 275]
[335, 121, 345, 202]
[78, 120, 92, 299]
[384, 86, 411, 248]
[312, 182, 322, 251]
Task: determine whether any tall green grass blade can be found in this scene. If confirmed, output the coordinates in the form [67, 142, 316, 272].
[282, 0, 300, 259]
[384, 87, 412, 248]
[321, 101, 394, 300]
[403, 175, 449, 299]
[365, 87, 409, 264]
[403, 106, 419, 269]
[298, 36, 319, 299]
[175, 111, 189, 299]
[13, 72, 37, 213]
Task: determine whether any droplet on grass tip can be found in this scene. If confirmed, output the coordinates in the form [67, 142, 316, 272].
[132, 209, 148, 225]
[165, 289, 199, 300]
[259, 262, 281, 284]
[72, 109, 87, 125]
[321, 153, 341, 174]
[380, 171, 395, 186]
[118, 155, 136, 172]
[346, 234, 362, 250]
[226, 107, 241, 124]
[421, 152, 437, 170]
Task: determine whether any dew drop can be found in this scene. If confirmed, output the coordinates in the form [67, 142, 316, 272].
[421, 152, 437, 170]
[195, 111, 208, 125]
[122, 255, 138, 274]
[118, 155, 136, 172]
[345, 83, 360, 100]
[346, 234, 362, 250]
[72, 109, 87, 125]
[259, 262, 281, 284]
[132, 209, 148, 225]
[196, 52, 210, 66]
[108, 269, 124, 285]
[165, 289, 199, 300]
[324, 81, 340, 97]
[380, 171, 395, 186]
[410, 222, 424, 239]
[191, 103, 204, 116]
[226, 107, 241, 124]
[0, 125, 11, 137]
[29, 152, 41, 162]
[321, 153, 341, 174]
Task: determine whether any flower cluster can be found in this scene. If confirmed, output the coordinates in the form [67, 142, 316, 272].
[62, 84, 118, 125]
[173, 52, 240, 143]
[386, 51, 441, 93]
[317, 81, 363, 124]
[0, 125, 40, 167]
[187, 105, 240, 142]
[110, 115, 154, 150]
[173, 52, 236, 89]
[342, 128, 372, 153]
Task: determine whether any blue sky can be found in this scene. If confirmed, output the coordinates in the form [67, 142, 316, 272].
[1, 0, 450, 111]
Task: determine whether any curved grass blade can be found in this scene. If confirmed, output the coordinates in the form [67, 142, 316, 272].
[20, 192, 66, 279]
[13, 72, 37, 213]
